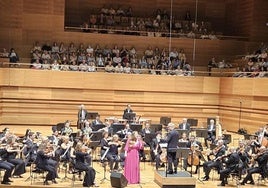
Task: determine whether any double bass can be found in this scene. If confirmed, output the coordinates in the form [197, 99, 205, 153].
[259, 126, 268, 147]
[187, 144, 200, 166]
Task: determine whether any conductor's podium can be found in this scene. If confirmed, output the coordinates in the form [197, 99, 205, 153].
[154, 170, 196, 188]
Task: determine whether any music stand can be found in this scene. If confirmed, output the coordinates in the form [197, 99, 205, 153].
[223, 134, 232, 144]
[210, 143, 217, 150]
[125, 112, 136, 122]
[92, 124, 106, 132]
[88, 112, 99, 120]
[151, 124, 162, 133]
[160, 117, 171, 125]
[178, 142, 187, 148]
[130, 124, 142, 133]
[176, 148, 191, 174]
[144, 133, 156, 146]
[187, 118, 198, 127]
[111, 123, 125, 135]
[195, 129, 208, 139]
[175, 129, 190, 138]
[90, 132, 102, 141]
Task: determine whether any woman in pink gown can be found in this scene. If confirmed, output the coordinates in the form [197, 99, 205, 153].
[124, 132, 143, 184]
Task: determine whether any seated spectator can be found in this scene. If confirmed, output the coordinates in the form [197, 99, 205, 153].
[123, 63, 131, 74]
[154, 47, 161, 58]
[114, 63, 124, 73]
[69, 61, 79, 71]
[69, 52, 77, 64]
[261, 58, 268, 71]
[51, 60, 60, 71]
[139, 56, 147, 69]
[125, 7, 133, 17]
[132, 64, 141, 74]
[77, 43, 86, 54]
[112, 53, 122, 66]
[102, 46, 111, 57]
[94, 45, 103, 57]
[129, 47, 137, 59]
[31, 41, 42, 54]
[79, 60, 88, 72]
[42, 59, 51, 70]
[120, 46, 129, 58]
[32, 59, 42, 69]
[218, 60, 226, 68]
[100, 6, 109, 15]
[96, 54, 105, 67]
[144, 46, 154, 59]
[9, 48, 19, 67]
[137, 18, 145, 31]
[208, 32, 217, 40]
[106, 15, 115, 26]
[105, 61, 114, 73]
[89, 15, 97, 27]
[169, 48, 178, 61]
[187, 31, 195, 38]
[31, 49, 42, 63]
[68, 42, 77, 54]
[130, 17, 136, 29]
[116, 7, 125, 16]
[108, 7, 116, 16]
[77, 52, 86, 64]
[88, 62, 96, 72]
[42, 42, 52, 52]
[86, 45, 94, 55]
[41, 50, 51, 62]
[60, 61, 69, 71]
[59, 42, 67, 55]
[149, 65, 157, 75]
[112, 45, 120, 57]
[86, 53, 95, 64]
[185, 11, 191, 21]
[0, 48, 9, 58]
[51, 42, 59, 54]
[105, 53, 112, 64]
[122, 54, 130, 67]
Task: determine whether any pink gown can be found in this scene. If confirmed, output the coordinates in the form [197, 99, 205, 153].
[124, 139, 143, 184]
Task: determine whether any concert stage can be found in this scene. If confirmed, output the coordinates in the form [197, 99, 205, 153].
[154, 170, 196, 188]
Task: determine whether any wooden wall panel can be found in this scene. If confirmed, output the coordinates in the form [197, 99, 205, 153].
[0, 69, 220, 127]
[2, 68, 268, 134]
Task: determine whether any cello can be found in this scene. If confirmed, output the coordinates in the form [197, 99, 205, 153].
[187, 144, 200, 166]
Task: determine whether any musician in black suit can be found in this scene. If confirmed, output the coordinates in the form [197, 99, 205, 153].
[241, 146, 268, 185]
[202, 140, 226, 181]
[75, 144, 97, 187]
[0, 148, 15, 185]
[218, 147, 240, 186]
[23, 132, 38, 166]
[183, 135, 203, 173]
[150, 132, 163, 170]
[122, 104, 133, 120]
[205, 119, 216, 147]
[100, 132, 109, 161]
[106, 134, 121, 172]
[178, 118, 191, 131]
[35, 143, 57, 185]
[165, 123, 179, 174]
[77, 104, 88, 129]
[141, 123, 153, 137]
[91, 115, 103, 127]
[5, 136, 26, 178]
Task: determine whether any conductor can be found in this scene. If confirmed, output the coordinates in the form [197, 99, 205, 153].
[165, 122, 179, 174]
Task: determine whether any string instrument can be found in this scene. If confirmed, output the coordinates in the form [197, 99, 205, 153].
[250, 148, 268, 165]
[187, 144, 200, 166]
[160, 148, 167, 163]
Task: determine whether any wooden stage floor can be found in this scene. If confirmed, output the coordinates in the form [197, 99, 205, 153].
[0, 126, 266, 188]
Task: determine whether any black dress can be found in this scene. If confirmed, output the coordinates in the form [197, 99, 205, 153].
[35, 150, 57, 181]
[75, 151, 96, 187]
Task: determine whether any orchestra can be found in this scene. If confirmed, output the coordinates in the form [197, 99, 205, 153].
[0, 113, 268, 187]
